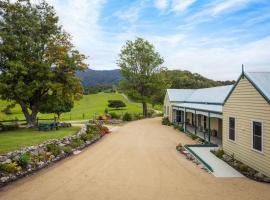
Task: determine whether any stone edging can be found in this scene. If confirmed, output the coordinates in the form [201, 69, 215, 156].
[211, 150, 270, 183]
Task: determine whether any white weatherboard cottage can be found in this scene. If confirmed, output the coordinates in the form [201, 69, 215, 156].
[164, 70, 270, 177]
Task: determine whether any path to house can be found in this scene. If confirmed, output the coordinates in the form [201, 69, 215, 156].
[0, 118, 269, 200]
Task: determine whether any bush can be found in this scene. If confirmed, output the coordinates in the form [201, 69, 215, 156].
[133, 113, 143, 120]
[109, 112, 121, 119]
[190, 134, 198, 140]
[108, 100, 126, 109]
[86, 124, 100, 135]
[122, 112, 132, 121]
[0, 162, 21, 173]
[100, 126, 109, 135]
[104, 108, 108, 114]
[161, 117, 170, 125]
[0, 123, 19, 131]
[178, 125, 184, 132]
[46, 143, 62, 156]
[61, 146, 73, 155]
[70, 138, 84, 148]
[173, 124, 180, 129]
[17, 152, 31, 168]
[215, 149, 225, 158]
[147, 109, 155, 117]
[239, 163, 249, 172]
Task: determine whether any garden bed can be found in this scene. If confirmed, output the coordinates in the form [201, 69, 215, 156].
[0, 123, 109, 187]
[211, 149, 270, 183]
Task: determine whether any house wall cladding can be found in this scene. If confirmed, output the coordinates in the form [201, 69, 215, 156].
[223, 77, 270, 177]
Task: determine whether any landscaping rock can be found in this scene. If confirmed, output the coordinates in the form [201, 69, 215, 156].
[222, 154, 232, 162]
[254, 172, 264, 179]
[3, 159, 12, 164]
[0, 156, 7, 162]
[0, 176, 9, 183]
[73, 150, 81, 155]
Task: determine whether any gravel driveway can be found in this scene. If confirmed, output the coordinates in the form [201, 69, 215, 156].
[0, 118, 269, 200]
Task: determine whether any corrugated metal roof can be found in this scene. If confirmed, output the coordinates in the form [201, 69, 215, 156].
[167, 89, 195, 102]
[186, 85, 233, 104]
[245, 72, 270, 102]
[173, 103, 223, 113]
[167, 85, 233, 104]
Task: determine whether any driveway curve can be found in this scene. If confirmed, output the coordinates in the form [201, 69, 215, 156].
[0, 118, 269, 200]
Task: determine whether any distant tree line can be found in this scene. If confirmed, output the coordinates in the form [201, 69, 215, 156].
[83, 84, 117, 94]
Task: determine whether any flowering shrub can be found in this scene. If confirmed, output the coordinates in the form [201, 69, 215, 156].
[0, 162, 21, 173]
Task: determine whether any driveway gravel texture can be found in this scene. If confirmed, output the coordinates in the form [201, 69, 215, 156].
[0, 118, 269, 200]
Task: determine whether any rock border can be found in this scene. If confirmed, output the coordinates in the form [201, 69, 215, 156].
[211, 149, 270, 183]
[176, 143, 210, 173]
[0, 125, 103, 188]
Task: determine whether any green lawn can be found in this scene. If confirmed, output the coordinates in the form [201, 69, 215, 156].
[0, 92, 144, 121]
[0, 126, 81, 154]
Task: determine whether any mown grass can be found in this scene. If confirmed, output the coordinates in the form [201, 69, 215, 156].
[0, 93, 144, 121]
[0, 126, 81, 154]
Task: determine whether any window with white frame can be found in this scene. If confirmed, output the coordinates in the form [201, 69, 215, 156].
[252, 121, 262, 152]
[229, 117, 235, 141]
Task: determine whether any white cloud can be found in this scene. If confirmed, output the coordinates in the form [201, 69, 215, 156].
[155, 0, 168, 11]
[211, 0, 254, 16]
[161, 36, 270, 80]
[171, 0, 196, 12]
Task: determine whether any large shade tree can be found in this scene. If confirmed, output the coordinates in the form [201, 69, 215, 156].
[0, 0, 87, 126]
[117, 38, 169, 117]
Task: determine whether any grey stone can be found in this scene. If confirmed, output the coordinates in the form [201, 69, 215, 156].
[3, 159, 12, 164]
[263, 177, 270, 183]
[0, 155, 8, 162]
[255, 172, 265, 179]
[0, 176, 9, 183]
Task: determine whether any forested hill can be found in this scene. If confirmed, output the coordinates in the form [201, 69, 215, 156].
[162, 70, 235, 89]
[76, 69, 122, 86]
[77, 68, 235, 89]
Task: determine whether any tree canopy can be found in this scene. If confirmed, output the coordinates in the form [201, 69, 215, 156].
[0, 0, 87, 125]
[117, 37, 169, 117]
[39, 93, 74, 119]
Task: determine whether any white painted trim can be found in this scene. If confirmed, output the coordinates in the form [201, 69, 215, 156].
[251, 120, 264, 154]
[228, 116, 236, 143]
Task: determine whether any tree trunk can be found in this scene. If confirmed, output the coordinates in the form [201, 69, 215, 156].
[142, 102, 147, 118]
[19, 102, 38, 127]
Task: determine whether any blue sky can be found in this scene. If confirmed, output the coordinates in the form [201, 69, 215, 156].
[47, 0, 270, 80]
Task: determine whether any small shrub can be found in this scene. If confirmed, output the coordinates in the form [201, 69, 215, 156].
[80, 134, 89, 142]
[70, 138, 84, 148]
[178, 125, 184, 132]
[0, 162, 22, 173]
[133, 113, 143, 120]
[190, 134, 198, 140]
[122, 112, 132, 121]
[46, 143, 62, 156]
[109, 112, 120, 119]
[147, 109, 155, 117]
[86, 124, 99, 135]
[35, 153, 46, 162]
[173, 124, 179, 129]
[176, 143, 184, 151]
[0, 123, 19, 131]
[215, 149, 225, 158]
[61, 146, 73, 155]
[104, 108, 108, 114]
[86, 133, 95, 141]
[108, 100, 126, 109]
[100, 126, 109, 134]
[161, 117, 170, 125]
[239, 163, 249, 172]
[17, 152, 31, 168]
